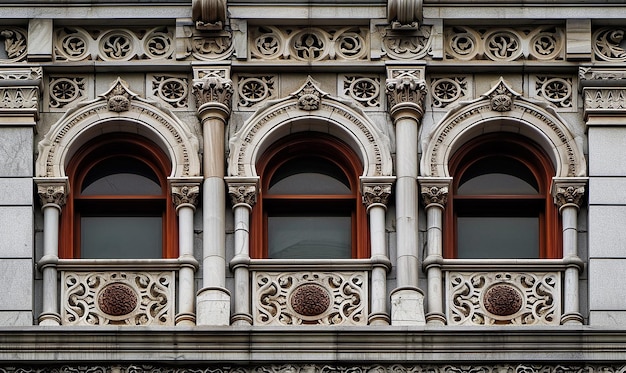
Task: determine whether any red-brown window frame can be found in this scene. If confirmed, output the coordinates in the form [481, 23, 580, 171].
[251, 133, 369, 259]
[60, 134, 178, 259]
[445, 134, 561, 259]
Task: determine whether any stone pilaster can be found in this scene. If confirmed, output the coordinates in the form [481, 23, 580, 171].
[419, 177, 451, 325]
[386, 66, 427, 325]
[226, 177, 259, 326]
[193, 66, 233, 326]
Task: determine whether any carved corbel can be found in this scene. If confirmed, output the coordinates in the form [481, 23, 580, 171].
[388, 0, 422, 29]
[386, 67, 427, 122]
[192, 0, 227, 31]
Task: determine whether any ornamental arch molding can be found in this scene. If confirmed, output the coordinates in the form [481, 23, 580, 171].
[421, 78, 586, 179]
[36, 78, 201, 179]
[228, 77, 393, 178]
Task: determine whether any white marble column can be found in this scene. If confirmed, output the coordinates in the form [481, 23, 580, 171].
[386, 67, 427, 325]
[361, 177, 394, 325]
[171, 181, 202, 325]
[226, 178, 258, 326]
[35, 179, 67, 326]
[192, 67, 233, 326]
[553, 178, 586, 325]
[419, 178, 451, 325]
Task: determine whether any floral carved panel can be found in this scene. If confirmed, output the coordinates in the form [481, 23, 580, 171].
[0, 27, 28, 63]
[253, 271, 368, 326]
[593, 27, 626, 62]
[340, 75, 381, 109]
[446, 271, 561, 325]
[46, 76, 90, 111]
[54, 27, 174, 62]
[236, 75, 277, 110]
[445, 26, 564, 62]
[250, 26, 368, 61]
[61, 271, 175, 326]
[531, 75, 575, 111]
[147, 74, 190, 109]
[429, 76, 471, 109]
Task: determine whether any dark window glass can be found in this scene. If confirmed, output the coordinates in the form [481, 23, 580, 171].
[458, 156, 538, 195]
[269, 156, 351, 195]
[80, 215, 162, 259]
[457, 216, 539, 259]
[81, 157, 162, 195]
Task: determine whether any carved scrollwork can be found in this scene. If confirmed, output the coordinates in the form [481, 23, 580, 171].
[485, 79, 520, 112]
[593, 27, 626, 62]
[534, 76, 573, 109]
[447, 271, 561, 325]
[291, 76, 328, 111]
[237, 75, 276, 108]
[343, 76, 380, 108]
[100, 78, 137, 113]
[151, 76, 189, 109]
[430, 77, 467, 108]
[253, 271, 368, 325]
[0, 87, 38, 110]
[0, 27, 27, 63]
[445, 26, 563, 62]
[250, 26, 368, 61]
[553, 184, 585, 209]
[382, 26, 432, 60]
[61, 271, 175, 325]
[54, 27, 174, 61]
[49, 77, 86, 109]
[420, 185, 448, 207]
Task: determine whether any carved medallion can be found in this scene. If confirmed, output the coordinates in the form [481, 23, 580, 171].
[290, 283, 331, 317]
[97, 283, 138, 317]
[483, 284, 523, 317]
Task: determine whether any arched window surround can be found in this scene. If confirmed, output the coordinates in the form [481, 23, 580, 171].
[61, 134, 178, 259]
[445, 133, 561, 259]
[252, 133, 369, 259]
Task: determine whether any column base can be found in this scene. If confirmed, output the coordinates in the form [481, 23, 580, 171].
[426, 312, 447, 325]
[38, 312, 61, 326]
[561, 312, 584, 325]
[231, 312, 253, 326]
[196, 287, 231, 326]
[368, 312, 391, 325]
[175, 312, 196, 326]
[390, 287, 425, 326]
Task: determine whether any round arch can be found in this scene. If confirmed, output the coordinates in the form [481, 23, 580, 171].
[36, 78, 201, 179]
[421, 79, 586, 179]
[228, 77, 393, 178]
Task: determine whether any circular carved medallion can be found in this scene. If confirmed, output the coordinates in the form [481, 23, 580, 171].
[483, 284, 523, 316]
[290, 283, 331, 317]
[97, 283, 138, 317]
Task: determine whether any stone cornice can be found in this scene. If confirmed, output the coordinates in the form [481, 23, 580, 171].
[0, 327, 625, 363]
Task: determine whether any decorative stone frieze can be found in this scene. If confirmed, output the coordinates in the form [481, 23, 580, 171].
[36, 181, 67, 207]
[192, 0, 227, 30]
[0, 87, 38, 110]
[54, 27, 174, 62]
[3, 364, 626, 373]
[579, 66, 626, 81]
[249, 26, 368, 61]
[386, 68, 427, 120]
[227, 182, 258, 207]
[445, 26, 564, 62]
[552, 178, 586, 210]
[446, 271, 561, 326]
[171, 183, 201, 209]
[592, 27, 626, 62]
[361, 182, 393, 208]
[0, 27, 28, 63]
[429, 76, 468, 109]
[61, 270, 175, 326]
[253, 271, 368, 325]
[382, 26, 432, 60]
[192, 67, 233, 114]
[532, 75, 574, 110]
[149, 75, 189, 109]
[0, 66, 41, 81]
[236, 75, 276, 109]
[583, 88, 626, 115]
[176, 24, 233, 61]
[341, 75, 381, 108]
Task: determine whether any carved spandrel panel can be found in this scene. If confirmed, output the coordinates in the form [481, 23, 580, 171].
[61, 271, 175, 326]
[339, 75, 382, 110]
[446, 271, 561, 326]
[253, 271, 368, 326]
[235, 75, 278, 110]
[428, 76, 471, 109]
[530, 74, 575, 111]
[147, 74, 190, 110]
[593, 27, 626, 62]
[0, 27, 28, 63]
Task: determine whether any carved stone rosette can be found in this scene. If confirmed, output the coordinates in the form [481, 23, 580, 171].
[61, 271, 175, 326]
[386, 68, 427, 121]
[253, 271, 368, 326]
[446, 271, 561, 326]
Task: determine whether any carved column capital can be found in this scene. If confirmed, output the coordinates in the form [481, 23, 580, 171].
[192, 67, 233, 122]
[418, 177, 452, 208]
[226, 177, 259, 209]
[386, 67, 427, 122]
[387, 0, 422, 29]
[170, 178, 203, 212]
[361, 177, 395, 210]
[552, 177, 587, 211]
[34, 177, 68, 208]
[192, 0, 227, 30]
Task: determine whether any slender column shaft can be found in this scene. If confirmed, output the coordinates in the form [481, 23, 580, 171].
[232, 204, 252, 325]
[40, 204, 61, 326]
[176, 204, 196, 325]
[425, 205, 445, 324]
[561, 204, 581, 324]
[369, 204, 389, 325]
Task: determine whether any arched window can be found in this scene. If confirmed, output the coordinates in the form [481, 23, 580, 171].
[252, 133, 368, 259]
[446, 134, 560, 259]
[61, 134, 176, 259]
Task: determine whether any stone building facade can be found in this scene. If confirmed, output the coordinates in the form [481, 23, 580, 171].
[1, 0, 626, 371]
